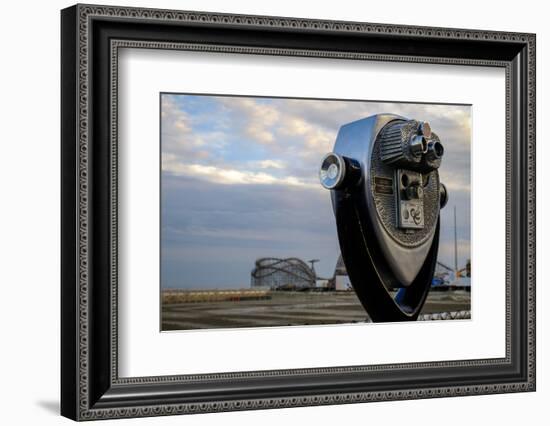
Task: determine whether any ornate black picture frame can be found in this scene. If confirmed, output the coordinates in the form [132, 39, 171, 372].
[61, 4, 536, 421]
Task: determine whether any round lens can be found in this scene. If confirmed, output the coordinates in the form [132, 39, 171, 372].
[327, 163, 339, 179]
[319, 153, 345, 190]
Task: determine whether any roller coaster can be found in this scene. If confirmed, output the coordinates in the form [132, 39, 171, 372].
[250, 257, 317, 290]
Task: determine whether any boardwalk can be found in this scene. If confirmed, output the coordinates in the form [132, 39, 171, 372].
[161, 290, 471, 331]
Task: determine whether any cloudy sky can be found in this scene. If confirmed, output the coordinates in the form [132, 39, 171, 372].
[160, 93, 471, 289]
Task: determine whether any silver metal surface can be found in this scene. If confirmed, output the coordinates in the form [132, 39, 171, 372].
[378, 119, 444, 173]
[410, 135, 428, 156]
[396, 169, 425, 229]
[378, 119, 424, 167]
[370, 140, 440, 248]
[421, 133, 444, 171]
[330, 114, 438, 286]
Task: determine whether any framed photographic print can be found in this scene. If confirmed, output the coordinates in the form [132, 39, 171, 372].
[61, 4, 536, 421]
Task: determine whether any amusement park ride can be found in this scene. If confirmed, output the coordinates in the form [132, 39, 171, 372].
[320, 114, 449, 322]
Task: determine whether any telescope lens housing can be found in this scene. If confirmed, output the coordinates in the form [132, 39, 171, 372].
[410, 135, 428, 157]
[319, 153, 346, 189]
[378, 119, 444, 173]
[426, 140, 444, 161]
[319, 152, 362, 190]
[319, 113, 449, 322]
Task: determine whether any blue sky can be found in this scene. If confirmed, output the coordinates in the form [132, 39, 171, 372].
[161, 94, 471, 289]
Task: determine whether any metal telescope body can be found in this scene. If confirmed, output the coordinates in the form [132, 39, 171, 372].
[320, 114, 448, 322]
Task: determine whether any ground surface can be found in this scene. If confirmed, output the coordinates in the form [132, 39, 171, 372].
[161, 290, 471, 331]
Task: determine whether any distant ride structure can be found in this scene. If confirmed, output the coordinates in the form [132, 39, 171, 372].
[250, 257, 317, 290]
[250, 254, 469, 292]
[332, 255, 352, 291]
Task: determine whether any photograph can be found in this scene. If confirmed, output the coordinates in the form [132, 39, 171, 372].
[57, 3, 535, 421]
[160, 93, 472, 330]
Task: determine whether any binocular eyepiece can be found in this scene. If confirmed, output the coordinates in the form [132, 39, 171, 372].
[320, 119, 445, 193]
[379, 119, 444, 173]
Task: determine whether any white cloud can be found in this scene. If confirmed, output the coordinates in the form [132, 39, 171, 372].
[161, 94, 471, 211]
[442, 181, 470, 194]
[277, 116, 335, 152]
[219, 97, 280, 144]
[162, 153, 318, 189]
[161, 95, 229, 160]
[253, 159, 287, 169]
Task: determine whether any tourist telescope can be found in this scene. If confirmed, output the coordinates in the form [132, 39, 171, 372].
[319, 114, 448, 322]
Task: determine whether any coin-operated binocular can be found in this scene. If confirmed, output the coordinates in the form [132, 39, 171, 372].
[319, 114, 448, 322]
